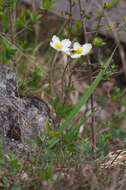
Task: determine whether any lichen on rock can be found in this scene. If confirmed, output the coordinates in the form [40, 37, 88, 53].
[0, 64, 53, 152]
[0, 64, 18, 97]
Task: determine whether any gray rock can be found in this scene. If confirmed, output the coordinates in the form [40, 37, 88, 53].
[0, 96, 51, 141]
[0, 64, 17, 97]
[0, 64, 53, 151]
[21, 0, 126, 43]
[21, 0, 41, 8]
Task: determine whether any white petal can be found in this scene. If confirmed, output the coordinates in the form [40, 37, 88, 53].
[50, 42, 55, 49]
[70, 53, 81, 59]
[52, 35, 60, 43]
[73, 42, 81, 50]
[62, 47, 71, 53]
[50, 42, 61, 51]
[61, 39, 71, 47]
[83, 43, 92, 55]
[65, 50, 71, 55]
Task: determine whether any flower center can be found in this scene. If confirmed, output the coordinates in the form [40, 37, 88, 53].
[55, 43, 64, 49]
[76, 47, 84, 55]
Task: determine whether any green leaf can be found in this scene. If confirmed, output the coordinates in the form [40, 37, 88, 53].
[104, 0, 120, 9]
[30, 12, 42, 23]
[0, 0, 4, 11]
[43, 163, 54, 180]
[4, 0, 18, 9]
[43, 0, 54, 10]
[93, 37, 106, 47]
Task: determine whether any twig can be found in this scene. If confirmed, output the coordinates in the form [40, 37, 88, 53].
[49, 51, 58, 96]
[109, 150, 122, 168]
[95, 0, 126, 81]
[78, 0, 96, 151]
[60, 0, 73, 103]
[61, 61, 70, 102]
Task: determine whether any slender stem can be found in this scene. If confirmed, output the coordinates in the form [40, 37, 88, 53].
[61, 0, 73, 103]
[78, 0, 96, 151]
[68, 0, 72, 37]
[9, 4, 16, 68]
[61, 61, 70, 102]
[49, 52, 58, 96]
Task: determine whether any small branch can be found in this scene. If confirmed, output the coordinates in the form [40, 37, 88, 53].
[95, 0, 126, 82]
[9, 10, 16, 45]
[8, 3, 16, 68]
[61, 0, 73, 103]
[49, 51, 58, 97]
[61, 61, 70, 102]
[78, 0, 96, 151]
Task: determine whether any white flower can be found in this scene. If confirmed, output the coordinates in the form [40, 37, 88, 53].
[70, 42, 92, 58]
[50, 35, 93, 59]
[50, 35, 71, 54]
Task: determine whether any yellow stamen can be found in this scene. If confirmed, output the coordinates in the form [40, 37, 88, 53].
[55, 43, 64, 49]
[76, 47, 84, 55]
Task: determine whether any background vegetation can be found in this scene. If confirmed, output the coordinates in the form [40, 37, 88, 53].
[0, 0, 126, 189]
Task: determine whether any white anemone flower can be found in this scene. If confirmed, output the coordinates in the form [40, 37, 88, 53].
[50, 35, 71, 54]
[70, 42, 92, 58]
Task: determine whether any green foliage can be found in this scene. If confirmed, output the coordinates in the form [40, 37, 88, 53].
[0, 36, 17, 63]
[1, 0, 18, 9]
[27, 66, 44, 88]
[104, 0, 120, 10]
[43, 163, 54, 180]
[97, 114, 126, 154]
[93, 37, 106, 47]
[0, 0, 125, 188]
[0, 142, 5, 168]
[0, 0, 4, 13]
[60, 47, 117, 131]
[30, 12, 42, 24]
[101, 63, 117, 80]
[16, 11, 29, 29]
[112, 87, 122, 102]
[6, 153, 21, 174]
[43, 0, 54, 10]
[52, 98, 73, 119]
[0, 108, 126, 188]
[1, 14, 9, 32]
[2, 176, 10, 189]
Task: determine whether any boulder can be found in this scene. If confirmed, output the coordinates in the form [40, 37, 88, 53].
[0, 64, 53, 151]
[21, 0, 41, 8]
[0, 64, 17, 97]
[21, 0, 126, 43]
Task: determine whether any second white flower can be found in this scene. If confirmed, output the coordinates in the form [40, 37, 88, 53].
[70, 42, 92, 58]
